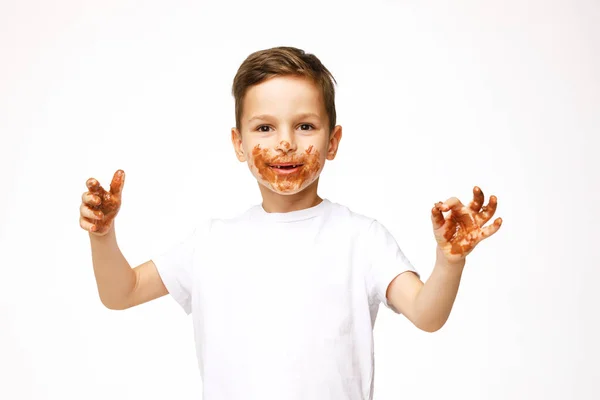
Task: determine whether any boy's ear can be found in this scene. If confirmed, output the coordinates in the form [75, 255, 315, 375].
[231, 128, 246, 162]
[326, 125, 343, 160]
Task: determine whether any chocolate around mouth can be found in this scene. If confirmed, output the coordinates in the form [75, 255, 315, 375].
[269, 164, 304, 169]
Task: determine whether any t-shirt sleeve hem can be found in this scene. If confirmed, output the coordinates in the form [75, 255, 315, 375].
[377, 267, 420, 314]
[153, 253, 192, 315]
[365, 219, 420, 314]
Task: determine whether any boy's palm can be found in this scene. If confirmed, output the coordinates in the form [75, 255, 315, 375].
[431, 186, 502, 263]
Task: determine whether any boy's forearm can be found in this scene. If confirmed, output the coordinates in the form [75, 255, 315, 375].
[89, 223, 136, 309]
[412, 246, 465, 332]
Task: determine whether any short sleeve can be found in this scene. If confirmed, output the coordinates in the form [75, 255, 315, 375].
[365, 219, 419, 313]
[152, 219, 211, 315]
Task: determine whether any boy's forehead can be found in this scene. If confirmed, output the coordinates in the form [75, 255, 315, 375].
[243, 76, 326, 119]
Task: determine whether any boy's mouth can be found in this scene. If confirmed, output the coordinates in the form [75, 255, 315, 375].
[270, 163, 303, 169]
[268, 163, 304, 174]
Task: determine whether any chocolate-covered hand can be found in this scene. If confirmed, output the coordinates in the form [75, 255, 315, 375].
[79, 170, 125, 236]
[431, 186, 502, 263]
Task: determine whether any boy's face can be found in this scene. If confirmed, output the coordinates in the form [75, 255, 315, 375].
[231, 75, 342, 196]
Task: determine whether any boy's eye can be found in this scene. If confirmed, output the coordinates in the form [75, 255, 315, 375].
[255, 124, 314, 132]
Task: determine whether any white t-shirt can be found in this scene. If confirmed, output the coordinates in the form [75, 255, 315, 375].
[153, 198, 418, 400]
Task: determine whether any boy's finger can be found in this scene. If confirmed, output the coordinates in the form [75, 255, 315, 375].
[469, 186, 484, 212]
[431, 203, 445, 229]
[442, 197, 463, 212]
[80, 203, 103, 220]
[109, 170, 125, 196]
[80, 216, 97, 232]
[86, 178, 101, 193]
[476, 195, 498, 226]
[82, 192, 101, 207]
[478, 217, 502, 241]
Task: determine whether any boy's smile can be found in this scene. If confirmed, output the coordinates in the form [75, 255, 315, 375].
[231, 75, 342, 207]
[251, 143, 321, 193]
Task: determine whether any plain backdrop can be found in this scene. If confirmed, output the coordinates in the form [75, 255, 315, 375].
[1, 0, 599, 399]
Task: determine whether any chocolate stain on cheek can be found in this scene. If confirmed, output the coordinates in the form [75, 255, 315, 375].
[251, 144, 321, 192]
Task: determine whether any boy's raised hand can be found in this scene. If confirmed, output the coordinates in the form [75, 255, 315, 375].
[80, 169, 125, 236]
[431, 186, 502, 264]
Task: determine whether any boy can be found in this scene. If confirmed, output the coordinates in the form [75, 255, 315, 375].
[80, 46, 502, 399]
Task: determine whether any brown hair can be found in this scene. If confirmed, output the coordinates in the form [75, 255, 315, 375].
[232, 46, 337, 134]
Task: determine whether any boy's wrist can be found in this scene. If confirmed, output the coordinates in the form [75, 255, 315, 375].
[435, 245, 466, 272]
[89, 223, 116, 243]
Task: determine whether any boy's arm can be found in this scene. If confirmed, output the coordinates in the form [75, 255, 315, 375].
[90, 224, 168, 310]
[82, 170, 170, 310]
[386, 247, 464, 332]
[387, 186, 502, 332]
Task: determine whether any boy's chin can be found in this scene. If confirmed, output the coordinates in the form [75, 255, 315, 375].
[270, 188, 306, 196]
[259, 177, 318, 196]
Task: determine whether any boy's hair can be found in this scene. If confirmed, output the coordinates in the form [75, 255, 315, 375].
[232, 46, 337, 134]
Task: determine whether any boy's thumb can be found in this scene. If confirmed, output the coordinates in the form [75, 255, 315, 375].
[110, 169, 126, 195]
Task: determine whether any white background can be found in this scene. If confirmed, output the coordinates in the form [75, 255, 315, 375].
[1, 0, 599, 399]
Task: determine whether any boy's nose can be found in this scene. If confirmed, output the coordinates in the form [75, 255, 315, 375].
[275, 138, 297, 154]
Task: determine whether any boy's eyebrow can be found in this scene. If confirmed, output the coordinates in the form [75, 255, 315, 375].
[248, 112, 321, 122]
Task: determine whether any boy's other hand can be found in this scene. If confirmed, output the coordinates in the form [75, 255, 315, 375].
[79, 169, 125, 236]
[431, 186, 502, 264]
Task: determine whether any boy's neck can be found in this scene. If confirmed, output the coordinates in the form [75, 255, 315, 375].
[259, 180, 323, 214]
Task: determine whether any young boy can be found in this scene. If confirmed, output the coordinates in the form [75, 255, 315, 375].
[80, 46, 502, 400]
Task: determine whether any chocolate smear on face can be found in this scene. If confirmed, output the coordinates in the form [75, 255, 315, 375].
[251, 144, 321, 192]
